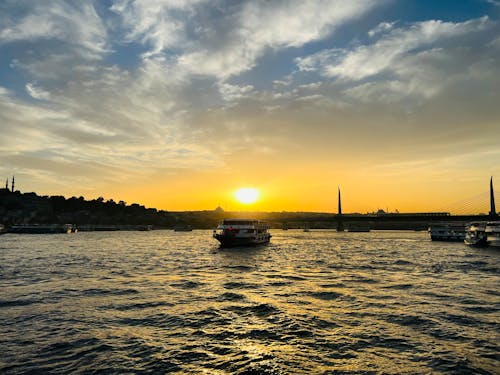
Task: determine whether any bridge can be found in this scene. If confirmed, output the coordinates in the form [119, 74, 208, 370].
[277, 177, 498, 230]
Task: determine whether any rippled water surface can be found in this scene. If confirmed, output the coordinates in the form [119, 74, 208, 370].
[1, 230, 499, 374]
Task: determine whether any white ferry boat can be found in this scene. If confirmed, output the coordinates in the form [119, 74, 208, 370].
[213, 219, 271, 247]
[485, 221, 500, 247]
[428, 222, 466, 241]
[464, 222, 488, 247]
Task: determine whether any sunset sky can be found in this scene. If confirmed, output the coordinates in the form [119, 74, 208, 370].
[1, 0, 499, 213]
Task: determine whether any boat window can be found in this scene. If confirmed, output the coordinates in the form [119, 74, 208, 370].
[222, 220, 257, 225]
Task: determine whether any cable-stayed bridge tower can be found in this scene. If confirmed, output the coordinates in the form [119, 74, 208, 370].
[337, 187, 344, 232]
[490, 176, 497, 218]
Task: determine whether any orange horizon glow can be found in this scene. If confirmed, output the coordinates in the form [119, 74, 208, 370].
[33, 168, 497, 215]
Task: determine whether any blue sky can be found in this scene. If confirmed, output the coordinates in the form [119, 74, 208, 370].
[0, 0, 499, 211]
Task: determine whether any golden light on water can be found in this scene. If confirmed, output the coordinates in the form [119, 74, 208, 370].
[234, 187, 259, 205]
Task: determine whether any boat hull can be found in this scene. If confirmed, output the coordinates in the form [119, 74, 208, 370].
[487, 236, 500, 247]
[214, 234, 271, 248]
[430, 235, 465, 241]
[8, 224, 74, 234]
[485, 221, 500, 247]
[464, 237, 489, 247]
[429, 223, 466, 241]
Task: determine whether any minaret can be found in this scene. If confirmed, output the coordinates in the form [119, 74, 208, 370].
[337, 187, 344, 232]
[5, 178, 8, 191]
[11, 175, 15, 192]
[490, 176, 497, 218]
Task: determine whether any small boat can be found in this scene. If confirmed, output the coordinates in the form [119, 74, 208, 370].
[464, 222, 488, 247]
[485, 221, 500, 247]
[0, 224, 7, 235]
[428, 222, 466, 241]
[346, 224, 370, 232]
[174, 225, 192, 232]
[213, 219, 271, 247]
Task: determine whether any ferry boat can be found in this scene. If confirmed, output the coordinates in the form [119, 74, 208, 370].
[464, 222, 488, 247]
[9, 224, 74, 234]
[213, 219, 271, 247]
[485, 221, 500, 247]
[428, 222, 466, 241]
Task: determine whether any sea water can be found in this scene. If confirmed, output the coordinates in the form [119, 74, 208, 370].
[0, 230, 498, 374]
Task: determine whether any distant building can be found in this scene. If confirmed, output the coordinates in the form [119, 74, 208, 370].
[214, 206, 224, 213]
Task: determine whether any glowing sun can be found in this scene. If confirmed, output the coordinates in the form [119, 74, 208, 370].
[234, 187, 259, 204]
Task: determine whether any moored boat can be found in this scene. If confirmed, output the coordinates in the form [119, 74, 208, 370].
[485, 221, 500, 247]
[8, 224, 74, 234]
[174, 224, 192, 232]
[346, 224, 371, 232]
[428, 222, 466, 241]
[213, 219, 271, 247]
[464, 222, 488, 246]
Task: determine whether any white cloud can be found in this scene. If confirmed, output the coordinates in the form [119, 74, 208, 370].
[25, 83, 51, 100]
[111, 0, 207, 58]
[485, 0, 500, 6]
[0, 1, 108, 59]
[217, 82, 254, 102]
[113, 0, 381, 79]
[297, 16, 492, 81]
[368, 21, 397, 37]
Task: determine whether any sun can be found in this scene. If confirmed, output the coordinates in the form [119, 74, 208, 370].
[234, 187, 259, 204]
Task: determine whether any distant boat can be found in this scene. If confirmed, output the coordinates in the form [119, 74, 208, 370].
[0, 224, 6, 235]
[346, 224, 370, 232]
[428, 222, 466, 241]
[8, 224, 74, 234]
[485, 221, 500, 247]
[464, 222, 488, 247]
[213, 219, 271, 247]
[174, 225, 192, 232]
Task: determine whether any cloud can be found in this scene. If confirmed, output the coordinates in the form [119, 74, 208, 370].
[296, 16, 492, 80]
[0, 1, 108, 59]
[110, 0, 207, 58]
[485, 0, 500, 6]
[25, 83, 51, 100]
[368, 21, 397, 37]
[113, 0, 381, 79]
[295, 16, 500, 105]
[217, 82, 255, 102]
